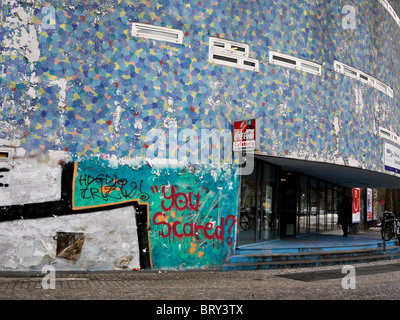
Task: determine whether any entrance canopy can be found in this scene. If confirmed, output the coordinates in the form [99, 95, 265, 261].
[257, 155, 400, 189]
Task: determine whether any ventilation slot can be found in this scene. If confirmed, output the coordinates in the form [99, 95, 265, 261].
[343, 67, 358, 79]
[334, 60, 393, 98]
[0, 149, 11, 161]
[209, 37, 249, 57]
[379, 127, 400, 146]
[244, 60, 256, 67]
[212, 54, 238, 66]
[131, 23, 184, 44]
[375, 80, 387, 94]
[272, 54, 296, 66]
[269, 51, 322, 76]
[300, 62, 320, 74]
[387, 87, 394, 98]
[209, 53, 259, 72]
[208, 37, 258, 72]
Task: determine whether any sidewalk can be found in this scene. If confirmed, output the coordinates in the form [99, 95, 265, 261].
[236, 228, 386, 254]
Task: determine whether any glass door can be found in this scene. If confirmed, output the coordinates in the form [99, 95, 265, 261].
[238, 160, 278, 245]
[259, 163, 278, 241]
[239, 161, 258, 245]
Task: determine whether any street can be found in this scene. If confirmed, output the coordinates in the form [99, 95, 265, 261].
[1, 259, 400, 301]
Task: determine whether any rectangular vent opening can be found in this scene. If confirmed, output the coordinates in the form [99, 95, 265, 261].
[212, 54, 238, 64]
[343, 67, 357, 78]
[209, 53, 259, 72]
[232, 45, 246, 53]
[132, 23, 184, 44]
[334, 60, 393, 98]
[272, 54, 296, 65]
[0, 148, 12, 161]
[244, 60, 256, 67]
[300, 62, 320, 73]
[379, 127, 400, 146]
[209, 37, 249, 57]
[387, 87, 394, 98]
[213, 41, 225, 48]
[269, 51, 321, 76]
[375, 81, 387, 93]
[208, 37, 258, 72]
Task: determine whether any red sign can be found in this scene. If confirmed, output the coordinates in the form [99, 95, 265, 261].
[367, 188, 373, 221]
[233, 119, 259, 151]
[352, 188, 360, 223]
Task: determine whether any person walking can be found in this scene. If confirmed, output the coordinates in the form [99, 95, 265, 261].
[337, 196, 352, 237]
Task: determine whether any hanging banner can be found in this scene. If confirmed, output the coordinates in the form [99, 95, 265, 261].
[373, 189, 378, 221]
[233, 118, 260, 152]
[366, 188, 373, 222]
[352, 188, 360, 223]
[384, 143, 400, 174]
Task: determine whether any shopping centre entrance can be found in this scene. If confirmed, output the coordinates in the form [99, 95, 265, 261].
[237, 158, 346, 246]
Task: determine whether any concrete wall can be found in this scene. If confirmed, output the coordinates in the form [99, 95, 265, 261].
[0, 206, 140, 271]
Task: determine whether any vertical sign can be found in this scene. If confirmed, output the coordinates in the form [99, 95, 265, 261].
[366, 188, 373, 222]
[233, 119, 260, 152]
[373, 189, 378, 221]
[352, 188, 360, 223]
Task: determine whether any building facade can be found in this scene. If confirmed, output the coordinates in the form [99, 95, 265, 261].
[1, 0, 400, 270]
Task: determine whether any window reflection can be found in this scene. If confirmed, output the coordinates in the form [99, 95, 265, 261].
[239, 160, 278, 245]
[298, 176, 309, 235]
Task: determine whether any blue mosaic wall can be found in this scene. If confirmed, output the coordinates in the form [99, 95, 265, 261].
[1, 0, 400, 268]
[1, 0, 399, 171]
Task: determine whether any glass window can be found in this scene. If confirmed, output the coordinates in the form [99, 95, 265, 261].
[319, 181, 326, 231]
[298, 175, 309, 235]
[333, 186, 338, 227]
[260, 163, 278, 240]
[239, 163, 258, 245]
[310, 178, 318, 232]
[238, 160, 279, 245]
[327, 183, 334, 229]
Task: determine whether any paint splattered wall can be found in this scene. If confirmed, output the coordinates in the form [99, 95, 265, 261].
[1, 0, 400, 269]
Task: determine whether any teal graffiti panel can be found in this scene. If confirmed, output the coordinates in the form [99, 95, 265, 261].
[73, 159, 239, 269]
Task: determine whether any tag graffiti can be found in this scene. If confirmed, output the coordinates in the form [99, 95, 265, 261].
[153, 211, 236, 246]
[152, 185, 236, 247]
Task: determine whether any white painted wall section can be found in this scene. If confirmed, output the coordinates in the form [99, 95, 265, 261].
[0, 206, 140, 271]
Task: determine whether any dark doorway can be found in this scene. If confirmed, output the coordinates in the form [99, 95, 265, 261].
[279, 172, 297, 237]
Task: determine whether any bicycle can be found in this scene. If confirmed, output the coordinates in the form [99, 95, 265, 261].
[381, 211, 400, 241]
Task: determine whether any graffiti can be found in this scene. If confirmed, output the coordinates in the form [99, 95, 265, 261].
[153, 211, 235, 244]
[72, 159, 239, 269]
[72, 162, 151, 209]
[77, 173, 149, 202]
[0, 168, 10, 188]
[152, 185, 236, 248]
[153, 185, 200, 212]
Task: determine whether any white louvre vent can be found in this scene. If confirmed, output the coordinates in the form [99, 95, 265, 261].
[209, 37, 249, 57]
[208, 53, 259, 72]
[0, 148, 12, 161]
[334, 60, 393, 98]
[379, 127, 400, 145]
[208, 37, 259, 72]
[131, 23, 184, 44]
[269, 51, 322, 76]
